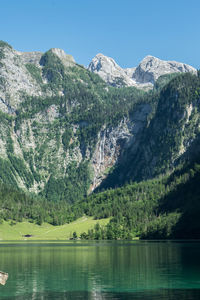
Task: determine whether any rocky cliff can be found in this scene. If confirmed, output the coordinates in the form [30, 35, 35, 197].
[0, 41, 151, 201]
[88, 53, 138, 88]
[99, 72, 200, 189]
[88, 53, 197, 88]
[0, 40, 199, 202]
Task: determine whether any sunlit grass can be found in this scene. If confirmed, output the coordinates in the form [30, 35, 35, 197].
[0, 216, 110, 240]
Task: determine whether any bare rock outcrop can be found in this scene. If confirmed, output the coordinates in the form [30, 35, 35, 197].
[88, 54, 197, 88]
[0, 271, 8, 285]
[88, 53, 136, 87]
[48, 48, 75, 67]
[133, 55, 197, 84]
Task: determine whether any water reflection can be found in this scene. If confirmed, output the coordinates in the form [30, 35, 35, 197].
[0, 241, 200, 299]
[2, 289, 200, 300]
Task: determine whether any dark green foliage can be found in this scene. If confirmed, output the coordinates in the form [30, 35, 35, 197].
[158, 161, 200, 239]
[25, 64, 43, 84]
[0, 182, 82, 225]
[16, 95, 61, 118]
[80, 178, 167, 239]
[99, 73, 200, 189]
[141, 213, 180, 239]
[40, 50, 65, 87]
[0, 110, 14, 123]
[42, 161, 91, 203]
[8, 154, 34, 188]
[0, 40, 12, 60]
[62, 128, 72, 150]
[0, 40, 12, 49]
[0, 158, 17, 186]
[154, 73, 180, 91]
[6, 132, 14, 153]
[72, 231, 77, 239]
[144, 73, 200, 176]
[79, 156, 200, 239]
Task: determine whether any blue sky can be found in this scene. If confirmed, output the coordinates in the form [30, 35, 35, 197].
[1, 0, 200, 68]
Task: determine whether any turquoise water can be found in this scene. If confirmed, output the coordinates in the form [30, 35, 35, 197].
[1, 241, 200, 299]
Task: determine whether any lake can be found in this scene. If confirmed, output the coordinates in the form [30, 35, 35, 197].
[0, 241, 200, 299]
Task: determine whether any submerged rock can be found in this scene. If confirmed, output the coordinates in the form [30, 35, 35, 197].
[0, 271, 8, 285]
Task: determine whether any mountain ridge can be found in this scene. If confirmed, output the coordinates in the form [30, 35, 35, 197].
[0, 40, 200, 239]
[0, 40, 199, 205]
[88, 53, 197, 88]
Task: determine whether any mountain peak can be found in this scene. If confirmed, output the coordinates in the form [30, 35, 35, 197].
[49, 48, 75, 66]
[134, 55, 197, 84]
[89, 53, 197, 87]
[89, 53, 118, 70]
[140, 55, 161, 64]
[88, 53, 137, 87]
[142, 54, 157, 60]
[95, 53, 107, 58]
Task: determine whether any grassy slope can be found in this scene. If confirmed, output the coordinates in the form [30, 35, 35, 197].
[0, 217, 109, 240]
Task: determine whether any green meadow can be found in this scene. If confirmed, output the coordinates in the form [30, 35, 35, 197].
[0, 217, 109, 240]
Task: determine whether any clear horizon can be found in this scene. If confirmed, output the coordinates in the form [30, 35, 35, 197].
[1, 0, 200, 69]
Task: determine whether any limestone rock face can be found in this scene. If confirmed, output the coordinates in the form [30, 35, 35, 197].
[88, 54, 197, 88]
[133, 55, 197, 84]
[17, 51, 43, 66]
[0, 45, 43, 113]
[91, 103, 151, 190]
[0, 41, 198, 200]
[0, 45, 76, 114]
[88, 53, 137, 87]
[49, 48, 75, 67]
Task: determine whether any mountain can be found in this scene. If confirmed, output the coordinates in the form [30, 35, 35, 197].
[0, 40, 199, 207]
[0, 40, 200, 239]
[80, 154, 200, 239]
[99, 72, 200, 189]
[88, 53, 139, 88]
[88, 53, 197, 88]
[0, 43, 75, 113]
[0, 41, 147, 202]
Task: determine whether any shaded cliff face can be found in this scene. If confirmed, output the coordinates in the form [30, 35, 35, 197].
[134, 73, 200, 179]
[99, 73, 200, 189]
[91, 103, 151, 190]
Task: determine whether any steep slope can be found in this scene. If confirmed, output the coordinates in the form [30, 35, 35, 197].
[88, 53, 138, 88]
[1, 41, 200, 240]
[0, 40, 199, 207]
[0, 41, 147, 202]
[133, 55, 197, 84]
[79, 155, 200, 239]
[88, 53, 197, 88]
[99, 73, 200, 189]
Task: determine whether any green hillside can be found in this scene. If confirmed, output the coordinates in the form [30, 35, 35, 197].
[0, 41, 146, 203]
[0, 41, 200, 240]
[80, 156, 200, 240]
[0, 217, 109, 240]
[98, 72, 200, 190]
